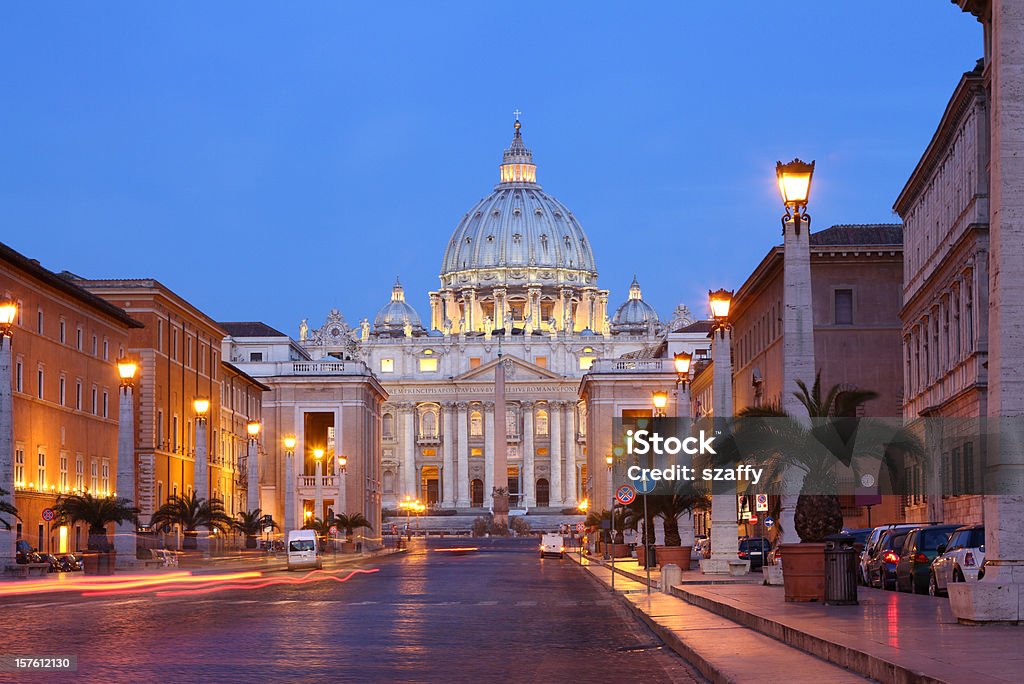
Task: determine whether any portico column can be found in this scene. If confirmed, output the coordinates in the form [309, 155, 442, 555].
[455, 402, 470, 507]
[401, 404, 416, 497]
[522, 402, 535, 507]
[483, 402, 495, 504]
[246, 436, 259, 513]
[441, 403, 455, 507]
[114, 380, 136, 564]
[564, 403, 578, 507]
[549, 402, 564, 507]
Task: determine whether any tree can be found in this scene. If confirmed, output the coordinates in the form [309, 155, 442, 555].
[0, 486, 19, 531]
[735, 370, 923, 543]
[150, 493, 233, 550]
[302, 516, 333, 537]
[52, 493, 139, 552]
[650, 486, 711, 547]
[233, 508, 278, 549]
[333, 512, 372, 542]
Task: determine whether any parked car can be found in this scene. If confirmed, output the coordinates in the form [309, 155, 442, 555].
[738, 537, 771, 570]
[860, 524, 920, 585]
[896, 524, 959, 594]
[930, 525, 985, 596]
[865, 528, 912, 589]
[58, 554, 84, 572]
[35, 553, 62, 573]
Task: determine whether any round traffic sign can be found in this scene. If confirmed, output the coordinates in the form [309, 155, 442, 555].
[764, 517, 775, 528]
[634, 476, 656, 495]
[615, 485, 636, 505]
[329, 526, 339, 535]
[41, 507, 56, 522]
[576, 522, 585, 532]
[755, 493, 768, 511]
[749, 515, 759, 524]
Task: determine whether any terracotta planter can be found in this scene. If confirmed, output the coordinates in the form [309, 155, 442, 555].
[83, 551, 117, 576]
[780, 543, 825, 602]
[636, 544, 654, 568]
[610, 543, 631, 558]
[342, 541, 357, 553]
[656, 545, 692, 571]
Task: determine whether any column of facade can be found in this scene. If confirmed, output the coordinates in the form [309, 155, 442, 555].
[563, 403, 578, 507]
[246, 437, 260, 513]
[0, 335, 11, 567]
[284, 447, 296, 533]
[455, 402, 470, 507]
[194, 417, 210, 552]
[522, 402, 535, 507]
[114, 382, 136, 564]
[549, 402, 564, 507]
[441, 402, 455, 507]
[483, 402, 495, 503]
[401, 404, 416, 498]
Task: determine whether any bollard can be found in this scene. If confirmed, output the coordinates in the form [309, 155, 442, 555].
[661, 563, 682, 593]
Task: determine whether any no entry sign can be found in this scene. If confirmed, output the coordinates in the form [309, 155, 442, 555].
[615, 485, 636, 505]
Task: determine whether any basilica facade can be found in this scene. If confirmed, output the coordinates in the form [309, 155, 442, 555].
[225, 120, 685, 521]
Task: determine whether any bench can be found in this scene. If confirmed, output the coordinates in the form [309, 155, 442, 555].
[5, 563, 51, 578]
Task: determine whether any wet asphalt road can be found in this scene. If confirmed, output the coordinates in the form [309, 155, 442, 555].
[1, 537, 701, 683]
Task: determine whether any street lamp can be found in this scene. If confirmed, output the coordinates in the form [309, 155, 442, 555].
[651, 391, 669, 418]
[246, 420, 261, 439]
[112, 352, 139, 565]
[312, 448, 325, 522]
[283, 435, 296, 450]
[673, 351, 692, 387]
[776, 158, 815, 234]
[193, 397, 211, 527]
[245, 420, 261, 516]
[708, 289, 734, 327]
[282, 436, 296, 533]
[116, 357, 138, 389]
[193, 397, 210, 419]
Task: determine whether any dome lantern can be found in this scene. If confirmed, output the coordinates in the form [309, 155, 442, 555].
[499, 114, 537, 185]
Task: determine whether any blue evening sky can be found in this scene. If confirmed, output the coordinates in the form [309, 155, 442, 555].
[0, 2, 980, 336]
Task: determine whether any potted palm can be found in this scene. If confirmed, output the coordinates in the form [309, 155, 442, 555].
[233, 508, 277, 549]
[584, 509, 610, 555]
[652, 486, 710, 571]
[150, 493, 233, 551]
[737, 372, 922, 601]
[625, 502, 657, 568]
[333, 512, 373, 552]
[0, 486, 19, 533]
[52, 493, 139, 575]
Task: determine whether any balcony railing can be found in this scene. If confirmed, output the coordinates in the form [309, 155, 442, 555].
[588, 358, 674, 373]
[298, 475, 338, 489]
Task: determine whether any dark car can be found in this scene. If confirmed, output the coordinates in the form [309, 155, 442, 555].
[896, 524, 959, 594]
[738, 537, 771, 570]
[35, 553, 63, 573]
[865, 529, 910, 589]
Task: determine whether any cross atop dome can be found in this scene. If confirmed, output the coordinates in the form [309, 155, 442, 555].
[500, 114, 536, 184]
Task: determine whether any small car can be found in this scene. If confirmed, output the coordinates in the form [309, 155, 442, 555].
[896, 524, 959, 594]
[540, 533, 565, 559]
[930, 524, 985, 596]
[738, 537, 771, 570]
[865, 528, 911, 589]
[860, 524, 920, 585]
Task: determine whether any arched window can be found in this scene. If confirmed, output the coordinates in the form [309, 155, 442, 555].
[383, 470, 395, 494]
[470, 410, 483, 437]
[536, 478, 550, 508]
[471, 479, 484, 507]
[536, 409, 549, 436]
[382, 413, 394, 439]
[420, 410, 437, 438]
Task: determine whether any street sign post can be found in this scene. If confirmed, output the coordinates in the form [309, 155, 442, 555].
[755, 494, 768, 512]
[749, 515, 758, 524]
[329, 525, 338, 535]
[615, 485, 636, 506]
[764, 517, 775, 529]
[41, 507, 55, 522]
[633, 474, 655, 593]
[575, 522, 585, 533]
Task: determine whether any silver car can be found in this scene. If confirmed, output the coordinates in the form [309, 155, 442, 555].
[930, 525, 985, 596]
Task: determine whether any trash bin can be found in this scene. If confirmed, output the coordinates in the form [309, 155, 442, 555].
[824, 533, 859, 606]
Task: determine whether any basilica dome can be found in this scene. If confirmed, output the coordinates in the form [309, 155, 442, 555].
[439, 120, 597, 288]
[611, 276, 660, 334]
[373, 277, 424, 336]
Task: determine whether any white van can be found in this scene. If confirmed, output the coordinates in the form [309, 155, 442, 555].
[287, 530, 323, 570]
[540, 533, 565, 559]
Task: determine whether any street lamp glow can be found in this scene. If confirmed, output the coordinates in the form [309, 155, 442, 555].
[313, 448, 325, 461]
[673, 351, 692, 376]
[116, 357, 138, 386]
[651, 391, 669, 411]
[283, 435, 296, 450]
[246, 420, 261, 437]
[337, 454, 347, 468]
[708, 289, 734, 322]
[776, 158, 815, 208]
[0, 297, 16, 336]
[578, 498, 589, 512]
[193, 397, 210, 417]
[605, 454, 614, 467]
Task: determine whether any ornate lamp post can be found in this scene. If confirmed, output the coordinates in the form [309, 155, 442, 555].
[114, 356, 138, 564]
[192, 397, 211, 553]
[313, 447, 325, 523]
[651, 391, 669, 418]
[701, 288, 747, 574]
[0, 297, 18, 568]
[282, 435, 296, 533]
[777, 159, 816, 543]
[335, 453, 347, 519]
[246, 421, 261, 514]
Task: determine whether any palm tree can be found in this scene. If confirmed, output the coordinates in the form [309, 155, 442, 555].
[735, 371, 923, 543]
[302, 516, 333, 538]
[52, 493, 139, 552]
[233, 508, 278, 549]
[0, 486, 19, 531]
[333, 512, 372, 542]
[651, 487, 711, 547]
[150, 493, 233, 550]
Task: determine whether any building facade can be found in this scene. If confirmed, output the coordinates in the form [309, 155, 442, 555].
[1, 242, 141, 554]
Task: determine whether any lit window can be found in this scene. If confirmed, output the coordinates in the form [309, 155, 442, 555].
[469, 357, 481, 369]
[59, 319, 66, 344]
[14, 448, 25, 487]
[59, 453, 68, 491]
[534, 356, 547, 368]
[75, 455, 84, 491]
[381, 358, 394, 373]
[470, 411, 483, 436]
[536, 409, 549, 436]
[579, 356, 596, 370]
[37, 450, 46, 489]
[90, 462, 98, 491]
[419, 358, 438, 372]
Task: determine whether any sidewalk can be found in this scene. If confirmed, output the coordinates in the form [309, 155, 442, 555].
[575, 552, 1022, 683]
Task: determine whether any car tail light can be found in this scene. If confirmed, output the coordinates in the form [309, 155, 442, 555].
[965, 552, 976, 567]
[914, 553, 928, 564]
[560, 546, 566, 552]
[883, 551, 899, 564]
[738, 551, 748, 558]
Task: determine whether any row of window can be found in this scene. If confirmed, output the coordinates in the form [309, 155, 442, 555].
[13, 359, 111, 416]
[10, 300, 116, 359]
[14, 447, 108, 494]
[383, 403, 586, 440]
[904, 274, 975, 398]
[379, 352, 595, 374]
[155, 318, 218, 378]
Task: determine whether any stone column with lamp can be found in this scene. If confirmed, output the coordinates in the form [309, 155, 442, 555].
[313, 448, 324, 522]
[283, 436, 296, 534]
[777, 159, 817, 544]
[246, 421, 261, 514]
[0, 299, 12, 569]
[701, 290, 748, 575]
[193, 398, 210, 553]
[674, 352, 696, 554]
[114, 356, 138, 565]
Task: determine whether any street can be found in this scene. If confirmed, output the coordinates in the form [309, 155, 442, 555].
[1, 539, 701, 683]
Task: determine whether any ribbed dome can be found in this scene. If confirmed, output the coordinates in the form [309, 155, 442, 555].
[373, 277, 424, 336]
[611, 276, 659, 333]
[440, 120, 597, 281]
